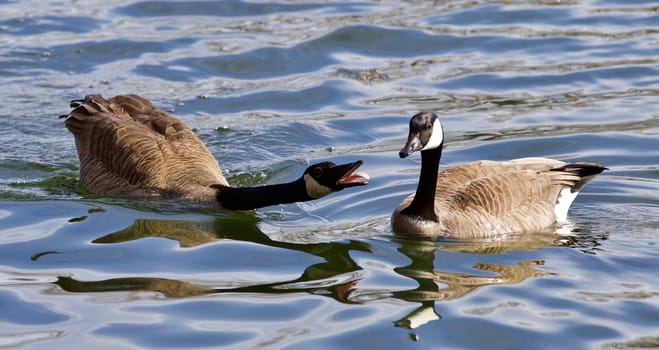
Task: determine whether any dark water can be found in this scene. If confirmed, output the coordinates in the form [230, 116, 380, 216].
[1, 1, 658, 349]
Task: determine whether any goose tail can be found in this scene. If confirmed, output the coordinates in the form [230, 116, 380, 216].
[552, 162, 607, 222]
[59, 94, 117, 135]
[556, 162, 608, 192]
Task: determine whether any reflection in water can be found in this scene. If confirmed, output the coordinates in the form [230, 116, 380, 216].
[57, 216, 370, 303]
[55, 276, 211, 299]
[389, 235, 554, 329]
[52, 218, 601, 330]
[93, 217, 240, 247]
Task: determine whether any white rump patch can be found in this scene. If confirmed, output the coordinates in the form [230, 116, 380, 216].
[421, 121, 444, 151]
[554, 187, 579, 222]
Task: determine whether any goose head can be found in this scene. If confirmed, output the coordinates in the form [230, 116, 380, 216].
[303, 160, 369, 199]
[399, 112, 444, 158]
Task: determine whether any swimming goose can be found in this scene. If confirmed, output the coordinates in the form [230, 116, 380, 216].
[391, 112, 606, 238]
[61, 94, 369, 210]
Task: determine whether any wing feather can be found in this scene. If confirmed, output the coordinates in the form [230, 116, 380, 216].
[433, 159, 580, 238]
[64, 94, 227, 198]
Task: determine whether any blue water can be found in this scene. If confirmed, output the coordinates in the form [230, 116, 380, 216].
[1, 1, 658, 349]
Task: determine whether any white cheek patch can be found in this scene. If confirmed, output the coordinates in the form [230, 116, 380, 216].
[421, 121, 444, 151]
[304, 174, 333, 199]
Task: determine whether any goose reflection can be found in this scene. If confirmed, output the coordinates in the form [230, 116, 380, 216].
[92, 210, 275, 247]
[388, 233, 555, 329]
[51, 217, 602, 330]
[386, 227, 607, 329]
[55, 216, 370, 303]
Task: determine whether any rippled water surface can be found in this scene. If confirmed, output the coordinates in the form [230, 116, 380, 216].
[1, 1, 658, 349]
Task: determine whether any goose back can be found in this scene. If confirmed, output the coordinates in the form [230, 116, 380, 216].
[392, 157, 597, 238]
[64, 94, 227, 203]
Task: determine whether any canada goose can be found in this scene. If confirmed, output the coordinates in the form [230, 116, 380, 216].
[61, 94, 369, 210]
[392, 112, 606, 238]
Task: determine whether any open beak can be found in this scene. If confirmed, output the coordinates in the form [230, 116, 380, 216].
[335, 160, 369, 187]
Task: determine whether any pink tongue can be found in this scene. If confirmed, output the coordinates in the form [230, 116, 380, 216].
[338, 172, 370, 184]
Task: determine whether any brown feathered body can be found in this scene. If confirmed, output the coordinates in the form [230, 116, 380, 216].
[64, 94, 226, 204]
[392, 157, 603, 238]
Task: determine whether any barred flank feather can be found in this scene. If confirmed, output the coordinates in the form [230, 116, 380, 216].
[62, 94, 227, 204]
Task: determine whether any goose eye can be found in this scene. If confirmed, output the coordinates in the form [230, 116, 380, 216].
[312, 168, 323, 178]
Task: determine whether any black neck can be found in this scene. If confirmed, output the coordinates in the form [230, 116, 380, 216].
[214, 178, 312, 210]
[401, 146, 442, 222]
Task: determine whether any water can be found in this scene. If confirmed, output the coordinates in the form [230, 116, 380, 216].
[1, 0, 658, 348]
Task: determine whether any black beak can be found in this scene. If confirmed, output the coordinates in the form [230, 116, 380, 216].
[399, 134, 422, 158]
[334, 160, 369, 188]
